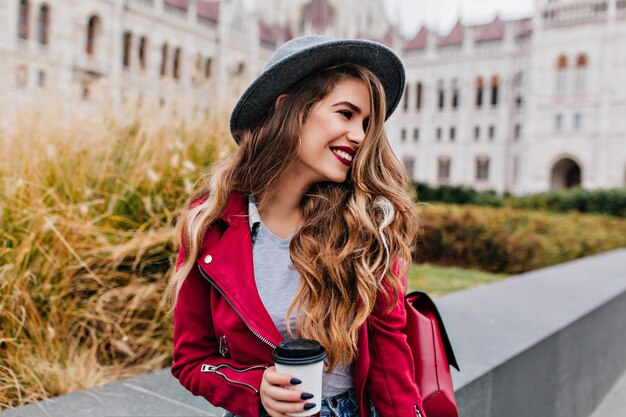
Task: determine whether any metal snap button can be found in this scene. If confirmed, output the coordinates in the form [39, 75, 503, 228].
[204, 254, 213, 264]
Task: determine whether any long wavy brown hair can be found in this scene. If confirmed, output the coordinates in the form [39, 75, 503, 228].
[169, 63, 418, 371]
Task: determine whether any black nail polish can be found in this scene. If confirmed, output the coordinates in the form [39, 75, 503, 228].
[290, 378, 302, 385]
[300, 392, 314, 400]
[303, 403, 316, 411]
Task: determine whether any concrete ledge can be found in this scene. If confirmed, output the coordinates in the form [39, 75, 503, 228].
[2, 249, 625, 417]
[437, 248, 626, 417]
[0, 369, 224, 417]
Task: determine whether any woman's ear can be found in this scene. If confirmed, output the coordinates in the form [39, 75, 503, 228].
[274, 94, 288, 109]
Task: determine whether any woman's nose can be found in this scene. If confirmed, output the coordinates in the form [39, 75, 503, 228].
[347, 124, 365, 144]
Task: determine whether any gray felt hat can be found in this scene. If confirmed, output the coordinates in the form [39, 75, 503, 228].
[229, 35, 406, 143]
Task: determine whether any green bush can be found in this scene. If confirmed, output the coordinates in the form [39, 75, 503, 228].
[504, 187, 626, 217]
[412, 182, 626, 218]
[413, 182, 502, 207]
[414, 204, 626, 274]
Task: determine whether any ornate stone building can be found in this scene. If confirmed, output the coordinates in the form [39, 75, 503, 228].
[1, 0, 625, 193]
[2, 0, 262, 120]
[395, 0, 626, 193]
[0, 0, 390, 121]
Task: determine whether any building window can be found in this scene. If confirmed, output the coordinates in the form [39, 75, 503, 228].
[403, 156, 415, 179]
[555, 114, 563, 131]
[160, 43, 168, 76]
[403, 84, 409, 111]
[451, 79, 459, 110]
[123, 31, 132, 68]
[514, 124, 521, 140]
[82, 81, 91, 100]
[86, 15, 100, 55]
[592, 2, 607, 13]
[557, 54, 567, 95]
[513, 72, 523, 88]
[476, 77, 484, 108]
[16, 65, 27, 87]
[438, 80, 445, 110]
[192, 53, 201, 83]
[37, 69, 45, 87]
[513, 72, 523, 108]
[38, 4, 49, 45]
[573, 113, 582, 131]
[138, 36, 147, 70]
[449, 126, 456, 142]
[18, 0, 29, 40]
[488, 125, 495, 140]
[401, 128, 407, 143]
[416, 82, 422, 110]
[234, 62, 245, 76]
[204, 57, 212, 79]
[490, 76, 499, 107]
[173, 47, 182, 79]
[476, 157, 490, 181]
[436, 127, 442, 141]
[474, 126, 480, 141]
[413, 128, 419, 142]
[513, 155, 520, 185]
[575, 54, 588, 92]
[438, 157, 451, 182]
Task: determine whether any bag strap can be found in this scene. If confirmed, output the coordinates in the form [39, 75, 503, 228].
[405, 291, 460, 371]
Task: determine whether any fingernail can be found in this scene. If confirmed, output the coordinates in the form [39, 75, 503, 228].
[290, 378, 302, 385]
[303, 403, 316, 411]
[300, 392, 314, 400]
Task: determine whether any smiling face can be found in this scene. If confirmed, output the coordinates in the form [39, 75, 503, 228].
[289, 78, 371, 186]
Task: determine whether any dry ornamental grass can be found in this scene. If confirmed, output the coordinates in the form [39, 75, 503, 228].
[0, 104, 235, 410]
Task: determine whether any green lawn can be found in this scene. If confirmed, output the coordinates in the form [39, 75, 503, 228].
[407, 263, 508, 297]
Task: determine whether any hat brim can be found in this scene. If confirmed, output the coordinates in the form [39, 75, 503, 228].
[229, 39, 405, 142]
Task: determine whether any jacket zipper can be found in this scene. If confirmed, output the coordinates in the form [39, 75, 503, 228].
[197, 265, 277, 349]
[415, 405, 423, 417]
[201, 363, 268, 393]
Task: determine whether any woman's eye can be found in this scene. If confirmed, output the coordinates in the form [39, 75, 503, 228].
[339, 110, 353, 119]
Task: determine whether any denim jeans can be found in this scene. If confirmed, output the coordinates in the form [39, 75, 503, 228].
[223, 388, 379, 417]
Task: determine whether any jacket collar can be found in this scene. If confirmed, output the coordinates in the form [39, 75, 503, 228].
[199, 192, 283, 348]
[216, 191, 249, 228]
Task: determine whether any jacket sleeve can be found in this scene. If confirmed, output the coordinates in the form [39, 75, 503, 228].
[171, 248, 266, 417]
[366, 259, 428, 417]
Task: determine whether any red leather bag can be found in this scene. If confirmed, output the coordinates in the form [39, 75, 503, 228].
[404, 291, 460, 417]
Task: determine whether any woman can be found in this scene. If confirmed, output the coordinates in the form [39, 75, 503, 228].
[169, 35, 426, 417]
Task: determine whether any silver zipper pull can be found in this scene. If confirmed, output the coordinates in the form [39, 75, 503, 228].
[415, 405, 423, 417]
[201, 364, 218, 372]
[219, 334, 230, 357]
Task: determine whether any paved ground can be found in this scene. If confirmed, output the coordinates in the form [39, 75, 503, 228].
[590, 367, 626, 417]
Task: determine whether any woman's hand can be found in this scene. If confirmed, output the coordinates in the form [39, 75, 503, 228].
[260, 366, 317, 417]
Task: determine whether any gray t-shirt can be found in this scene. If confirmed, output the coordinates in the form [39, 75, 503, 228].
[250, 196, 353, 399]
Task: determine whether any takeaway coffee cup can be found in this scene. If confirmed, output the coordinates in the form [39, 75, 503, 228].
[272, 339, 327, 416]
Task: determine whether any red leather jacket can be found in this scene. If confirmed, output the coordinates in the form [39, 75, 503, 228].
[171, 192, 426, 417]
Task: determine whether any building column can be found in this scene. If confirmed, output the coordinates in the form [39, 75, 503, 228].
[155, 0, 164, 14]
[108, 0, 125, 112]
[597, 2, 616, 188]
[187, 0, 197, 26]
[2, 0, 19, 49]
